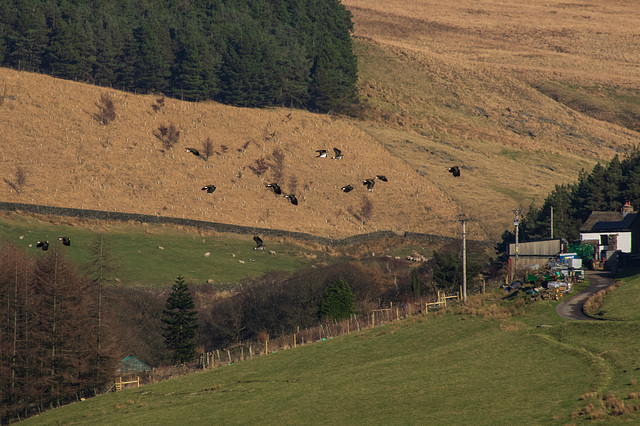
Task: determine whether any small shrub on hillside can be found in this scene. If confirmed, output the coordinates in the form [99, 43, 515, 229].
[249, 157, 270, 176]
[152, 95, 166, 113]
[95, 93, 116, 125]
[0, 84, 6, 107]
[156, 123, 180, 150]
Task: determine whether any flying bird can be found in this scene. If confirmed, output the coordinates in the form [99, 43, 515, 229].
[316, 149, 328, 158]
[186, 147, 201, 157]
[253, 236, 264, 250]
[341, 184, 354, 193]
[375, 175, 388, 182]
[363, 179, 375, 191]
[265, 183, 282, 195]
[36, 241, 49, 251]
[59, 236, 70, 246]
[284, 194, 298, 205]
[448, 166, 461, 177]
[331, 148, 343, 159]
[202, 185, 216, 193]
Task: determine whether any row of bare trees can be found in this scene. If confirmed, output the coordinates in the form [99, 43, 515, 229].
[0, 242, 117, 422]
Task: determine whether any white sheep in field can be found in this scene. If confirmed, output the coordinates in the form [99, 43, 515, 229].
[238, 260, 245, 264]
[203, 252, 211, 257]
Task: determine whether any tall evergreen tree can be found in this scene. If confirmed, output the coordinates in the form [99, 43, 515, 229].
[411, 268, 421, 297]
[318, 277, 355, 321]
[161, 276, 198, 364]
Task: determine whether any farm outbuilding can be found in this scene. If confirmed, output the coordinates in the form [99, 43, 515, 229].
[117, 355, 150, 375]
[508, 239, 564, 278]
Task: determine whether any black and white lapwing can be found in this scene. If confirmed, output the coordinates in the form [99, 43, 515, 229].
[375, 175, 388, 182]
[36, 241, 49, 251]
[316, 149, 328, 158]
[284, 194, 298, 205]
[265, 183, 282, 195]
[363, 178, 375, 191]
[448, 166, 461, 177]
[253, 236, 265, 250]
[186, 147, 201, 157]
[59, 236, 70, 246]
[332, 148, 343, 159]
[341, 184, 354, 193]
[202, 185, 216, 193]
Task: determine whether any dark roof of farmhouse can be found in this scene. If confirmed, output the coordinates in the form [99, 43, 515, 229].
[580, 211, 638, 232]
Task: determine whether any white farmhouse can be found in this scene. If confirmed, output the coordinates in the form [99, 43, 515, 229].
[579, 201, 638, 261]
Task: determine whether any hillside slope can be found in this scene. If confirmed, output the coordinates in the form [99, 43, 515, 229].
[2, 0, 640, 241]
[0, 68, 463, 240]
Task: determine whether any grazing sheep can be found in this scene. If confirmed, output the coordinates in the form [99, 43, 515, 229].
[204, 252, 211, 257]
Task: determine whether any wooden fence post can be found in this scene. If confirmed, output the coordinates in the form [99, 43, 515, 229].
[294, 333, 296, 348]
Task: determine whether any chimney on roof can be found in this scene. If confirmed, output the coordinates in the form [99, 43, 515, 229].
[622, 200, 634, 216]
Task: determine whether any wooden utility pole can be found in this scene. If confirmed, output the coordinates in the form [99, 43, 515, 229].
[512, 209, 522, 279]
[457, 217, 468, 305]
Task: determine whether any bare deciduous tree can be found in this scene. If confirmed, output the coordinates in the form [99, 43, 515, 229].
[270, 147, 285, 182]
[202, 137, 214, 160]
[4, 166, 27, 194]
[360, 195, 374, 223]
[95, 93, 116, 125]
[156, 123, 180, 150]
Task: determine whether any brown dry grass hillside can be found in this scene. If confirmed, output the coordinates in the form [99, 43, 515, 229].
[344, 0, 640, 236]
[1, 0, 640, 241]
[0, 69, 461, 240]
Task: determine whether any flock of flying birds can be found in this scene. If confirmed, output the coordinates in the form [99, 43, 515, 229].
[187, 145, 461, 250]
[34, 145, 461, 253]
[36, 236, 70, 251]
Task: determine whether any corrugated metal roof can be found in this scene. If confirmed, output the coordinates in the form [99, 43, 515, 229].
[580, 212, 637, 232]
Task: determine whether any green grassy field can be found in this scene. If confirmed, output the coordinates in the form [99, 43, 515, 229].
[0, 212, 318, 286]
[22, 278, 640, 425]
[598, 270, 640, 321]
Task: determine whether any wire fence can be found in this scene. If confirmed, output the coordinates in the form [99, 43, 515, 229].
[195, 293, 459, 370]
